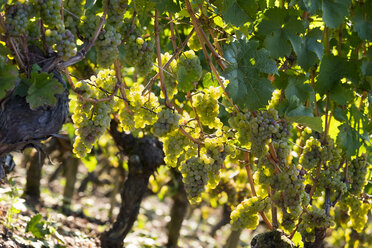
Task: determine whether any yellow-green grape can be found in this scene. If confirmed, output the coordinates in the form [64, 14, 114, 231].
[156, 53, 178, 99]
[187, 32, 202, 51]
[107, 0, 128, 29]
[45, 29, 77, 60]
[348, 154, 369, 195]
[228, 111, 251, 147]
[341, 195, 372, 233]
[96, 25, 122, 68]
[230, 197, 270, 230]
[71, 70, 116, 158]
[272, 120, 292, 165]
[298, 206, 334, 242]
[192, 86, 223, 129]
[299, 136, 322, 170]
[152, 109, 180, 138]
[180, 157, 209, 204]
[268, 89, 281, 109]
[121, 22, 155, 77]
[5, 2, 31, 36]
[162, 129, 196, 168]
[203, 137, 227, 188]
[118, 83, 159, 130]
[176, 50, 202, 92]
[249, 108, 279, 158]
[79, 9, 100, 39]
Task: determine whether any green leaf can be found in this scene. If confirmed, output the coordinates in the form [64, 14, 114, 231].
[0, 64, 19, 100]
[285, 75, 313, 104]
[26, 71, 64, 110]
[150, 0, 180, 13]
[26, 214, 50, 239]
[317, 54, 360, 95]
[223, 39, 277, 110]
[329, 84, 353, 105]
[176, 66, 195, 92]
[258, 8, 307, 58]
[82, 155, 97, 172]
[337, 123, 362, 158]
[353, 6, 372, 41]
[297, 28, 324, 70]
[0, 43, 11, 56]
[322, 0, 351, 28]
[214, 0, 259, 27]
[286, 115, 323, 133]
[202, 72, 218, 88]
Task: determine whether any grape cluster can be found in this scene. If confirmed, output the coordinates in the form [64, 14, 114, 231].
[45, 29, 77, 60]
[268, 89, 281, 109]
[71, 70, 116, 158]
[249, 108, 279, 158]
[230, 197, 270, 230]
[162, 129, 197, 168]
[299, 137, 322, 170]
[298, 206, 334, 242]
[157, 53, 178, 99]
[5, 2, 31, 36]
[152, 108, 181, 138]
[348, 154, 369, 195]
[341, 195, 372, 233]
[107, 0, 128, 29]
[63, 0, 86, 34]
[192, 86, 223, 129]
[203, 137, 228, 188]
[120, 22, 155, 77]
[228, 111, 251, 147]
[272, 120, 292, 165]
[96, 25, 122, 68]
[117, 83, 159, 131]
[79, 9, 100, 39]
[180, 157, 209, 203]
[35, 0, 64, 30]
[176, 50, 202, 92]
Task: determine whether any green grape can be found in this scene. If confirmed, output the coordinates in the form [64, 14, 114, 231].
[299, 136, 322, 170]
[156, 52, 178, 99]
[230, 197, 270, 230]
[120, 22, 155, 77]
[176, 50, 202, 92]
[162, 129, 196, 168]
[180, 156, 209, 204]
[71, 70, 116, 158]
[298, 206, 334, 242]
[5, 2, 32, 36]
[203, 137, 228, 188]
[192, 86, 223, 129]
[152, 108, 181, 138]
[107, 0, 128, 29]
[45, 28, 77, 60]
[268, 89, 282, 109]
[272, 120, 292, 165]
[187, 32, 201, 51]
[249, 108, 279, 158]
[348, 154, 369, 195]
[96, 25, 122, 68]
[340, 195, 371, 233]
[79, 9, 100, 39]
[35, 0, 64, 30]
[63, 0, 86, 34]
[228, 111, 251, 147]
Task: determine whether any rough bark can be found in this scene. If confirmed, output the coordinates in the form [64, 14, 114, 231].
[62, 156, 79, 211]
[100, 120, 164, 248]
[24, 150, 45, 202]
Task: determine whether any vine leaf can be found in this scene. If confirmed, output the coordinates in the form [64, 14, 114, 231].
[0, 64, 19, 100]
[150, 0, 180, 13]
[322, 0, 351, 29]
[317, 54, 360, 95]
[297, 28, 323, 71]
[26, 71, 64, 110]
[353, 5, 372, 41]
[26, 214, 50, 239]
[257, 8, 307, 58]
[285, 75, 313, 104]
[336, 123, 361, 158]
[222, 39, 277, 110]
[214, 0, 260, 27]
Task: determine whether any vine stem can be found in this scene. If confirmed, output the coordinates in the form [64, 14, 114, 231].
[179, 126, 203, 146]
[59, 0, 110, 69]
[168, 12, 178, 55]
[142, 28, 195, 95]
[310, 69, 319, 116]
[244, 152, 273, 231]
[155, 10, 171, 108]
[114, 60, 132, 113]
[323, 94, 330, 143]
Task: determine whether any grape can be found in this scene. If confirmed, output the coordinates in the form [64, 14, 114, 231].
[299, 136, 322, 170]
[79, 9, 100, 39]
[152, 108, 180, 138]
[176, 50, 202, 92]
[45, 28, 77, 60]
[36, 0, 64, 30]
[96, 25, 122, 68]
[180, 157, 209, 204]
[156, 53, 178, 99]
[230, 197, 270, 230]
[120, 22, 155, 77]
[107, 0, 128, 29]
[192, 86, 223, 129]
[71, 70, 116, 158]
[268, 89, 281, 109]
[298, 206, 334, 242]
[340, 195, 371, 233]
[63, 0, 86, 34]
[5, 2, 32, 36]
[348, 154, 369, 195]
[228, 111, 251, 147]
